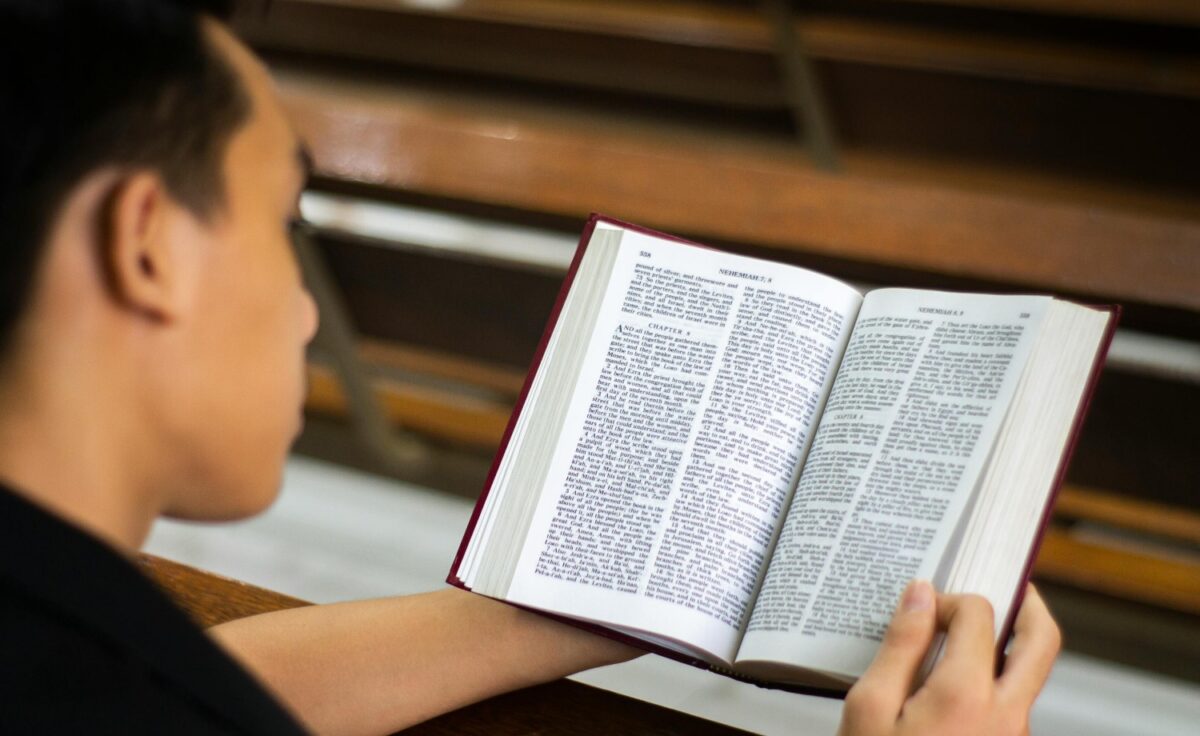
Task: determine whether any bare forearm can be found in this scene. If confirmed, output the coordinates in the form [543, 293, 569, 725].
[209, 588, 639, 736]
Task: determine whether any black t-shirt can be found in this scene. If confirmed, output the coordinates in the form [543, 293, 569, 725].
[0, 483, 309, 735]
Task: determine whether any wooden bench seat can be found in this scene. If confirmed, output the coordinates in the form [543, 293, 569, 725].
[279, 74, 1200, 328]
[237, 0, 1200, 222]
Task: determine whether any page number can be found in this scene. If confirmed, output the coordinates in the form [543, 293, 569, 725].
[640, 250, 652, 258]
[1019, 312, 1030, 319]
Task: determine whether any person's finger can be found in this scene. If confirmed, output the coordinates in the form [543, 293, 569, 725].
[997, 585, 1061, 709]
[843, 580, 937, 731]
[924, 593, 996, 690]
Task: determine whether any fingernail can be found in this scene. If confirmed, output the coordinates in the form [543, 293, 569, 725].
[903, 580, 933, 613]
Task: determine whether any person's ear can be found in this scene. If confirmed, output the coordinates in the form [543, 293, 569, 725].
[102, 171, 183, 322]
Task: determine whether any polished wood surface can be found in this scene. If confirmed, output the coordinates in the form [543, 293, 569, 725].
[240, 0, 1200, 202]
[139, 554, 310, 629]
[245, 0, 1200, 33]
[1055, 486, 1200, 546]
[306, 362, 512, 450]
[358, 339, 526, 396]
[243, 0, 780, 108]
[798, 16, 1200, 98]
[281, 76, 1200, 318]
[1036, 528, 1200, 615]
[139, 554, 753, 735]
[880, 0, 1200, 25]
[244, 0, 1200, 99]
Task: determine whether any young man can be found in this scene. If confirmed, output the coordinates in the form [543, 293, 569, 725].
[0, 1, 1060, 734]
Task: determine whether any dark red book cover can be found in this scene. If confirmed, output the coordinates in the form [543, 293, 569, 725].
[447, 213, 1119, 697]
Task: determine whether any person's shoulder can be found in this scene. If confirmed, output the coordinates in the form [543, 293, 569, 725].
[0, 589, 243, 734]
[0, 485, 308, 735]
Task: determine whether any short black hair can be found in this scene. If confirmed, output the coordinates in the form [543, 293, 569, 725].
[0, 0, 250, 356]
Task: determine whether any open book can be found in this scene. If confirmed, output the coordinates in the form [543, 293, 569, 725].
[448, 215, 1117, 695]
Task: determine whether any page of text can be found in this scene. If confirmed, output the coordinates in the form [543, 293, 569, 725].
[738, 289, 1048, 677]
[506, 230, 861, 663]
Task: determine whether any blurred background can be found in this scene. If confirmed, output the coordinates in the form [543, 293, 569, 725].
[150, 1, 1199, 733]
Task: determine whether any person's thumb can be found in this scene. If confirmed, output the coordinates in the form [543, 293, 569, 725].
[844, 580, 937, 730]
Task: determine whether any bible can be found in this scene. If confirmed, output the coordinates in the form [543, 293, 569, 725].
[448, 215, 1117, 695]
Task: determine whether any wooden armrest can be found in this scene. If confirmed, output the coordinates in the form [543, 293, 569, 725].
[139, 554, 752, 735]
[139, 553, 309, 628]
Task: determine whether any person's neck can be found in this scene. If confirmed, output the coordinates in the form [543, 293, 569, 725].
[0, 341, 162, 554]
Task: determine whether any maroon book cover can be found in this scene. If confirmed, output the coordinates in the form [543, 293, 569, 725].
[447, 213, 1118, 697]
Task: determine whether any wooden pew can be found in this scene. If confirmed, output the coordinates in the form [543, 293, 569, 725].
[276, 71, 1199, 603]
[237, 0, 1200, 99]
[227, 0, 1200, 678]
[279, 75, 1200, 328]
[236, 0, 1200, 193]
[138, 554, 751, 735]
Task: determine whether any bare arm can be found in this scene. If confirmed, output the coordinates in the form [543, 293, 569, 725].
[209, 588, 640, 736]
[838, 582, 1061, 736]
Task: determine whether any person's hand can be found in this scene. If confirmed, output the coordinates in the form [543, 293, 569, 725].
[838, 581, 1060, 736]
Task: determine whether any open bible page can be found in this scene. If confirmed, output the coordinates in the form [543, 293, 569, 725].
[505, 229, 861, 664]
[737, 289, 1049, 680]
